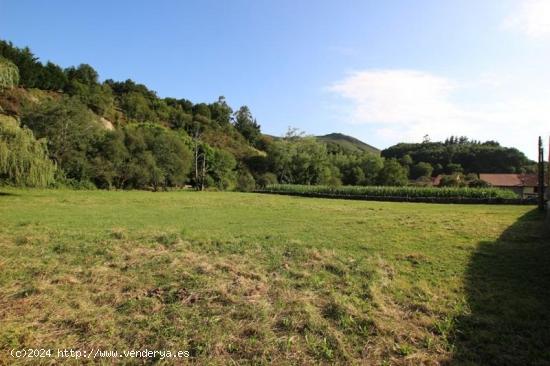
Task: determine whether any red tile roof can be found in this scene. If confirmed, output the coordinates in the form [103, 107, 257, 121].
[479, 174, 543, 187]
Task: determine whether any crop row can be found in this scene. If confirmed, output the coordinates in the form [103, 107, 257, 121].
[261, 184, 519, 199]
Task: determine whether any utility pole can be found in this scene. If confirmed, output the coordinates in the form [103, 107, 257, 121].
[193, 125, 202, 191]
[194, 137, 198, 189]
[201, 152, 206, 191]
[538, 136, 545, 211]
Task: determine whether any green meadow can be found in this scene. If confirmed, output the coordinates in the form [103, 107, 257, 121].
[0, 189, 548, 365]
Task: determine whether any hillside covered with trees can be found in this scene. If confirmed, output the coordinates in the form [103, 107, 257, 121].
[382, 137, 534, 175]
[0, 39, 535, 190]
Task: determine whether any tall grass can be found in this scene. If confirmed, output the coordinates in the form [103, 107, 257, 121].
[262, 184, 519, 199]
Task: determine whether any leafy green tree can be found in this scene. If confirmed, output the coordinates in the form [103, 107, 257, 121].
[291, 138, 330, 184]
[0, 41, 67, 90]
[0, 41, 42, 88]
[151, 98, 171, 122]
[377, 159, 408, 186]
[118, 126, 153, 188]
[0, 57, 19, 89]
[120, 92, 155, 122]
[322, 164, 342, 186]
[121, 124, 192, 190]
[89, 130, 129, 189]
[234, 106, 261, 146]
[209, 96, 233, 126]
[256, 172, 278, 188]
[349, 166, 365, 185]
[236, 169, 256, 191]
[270, 138, 294, 183]
[243, 155, 270, 176]
[0, 118, 56, 186]
[192, 103, 211, 125]
[65, 64, 99, 85]
[168, 107, 192, 130]
[38, 62, 67, 90]
[360, 153, 384, 185]
[21, 97, 101, 181]
[165, 97, 193, 114]
[330, 151, 383, 185]
[400, 154, 413, 166]
[207, 148, 237, 190]
[268, 136, 332, 185]
[446, 163, 463, 174]
[147, 126, 192, 188]
[410, 162, 433, 179]
[68, 81, 114, 116]
[64, 64, 114, 116]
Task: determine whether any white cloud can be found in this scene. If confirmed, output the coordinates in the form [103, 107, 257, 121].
[327, 69, 550, 159]
[503, 0, 550, 38]
[329, 70, 459, 126]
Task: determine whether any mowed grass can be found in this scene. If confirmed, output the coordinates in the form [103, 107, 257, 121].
[0, 189, 548, 365]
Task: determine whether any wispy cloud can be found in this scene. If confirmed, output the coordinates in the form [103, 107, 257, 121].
[327, 69, 550, 158]
[328, 70, 459, 127]
[503, 0, 550, 38]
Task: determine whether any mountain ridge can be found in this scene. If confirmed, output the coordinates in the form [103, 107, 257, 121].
[316, 133, 380, 155]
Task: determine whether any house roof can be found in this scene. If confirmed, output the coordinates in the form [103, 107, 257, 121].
[479, 173, 543, 187]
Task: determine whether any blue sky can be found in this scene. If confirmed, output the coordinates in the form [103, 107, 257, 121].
[1, 0, 549, 158]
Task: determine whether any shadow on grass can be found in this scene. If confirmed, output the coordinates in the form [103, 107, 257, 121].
[0, 191, 17, 196]
[451, 209, 550, 365]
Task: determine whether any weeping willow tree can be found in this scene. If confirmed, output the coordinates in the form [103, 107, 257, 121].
[0, 57, 19, 89]
[0, 118, 56, 187]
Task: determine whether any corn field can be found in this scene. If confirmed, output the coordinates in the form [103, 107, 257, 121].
[262, 184, 519, 200]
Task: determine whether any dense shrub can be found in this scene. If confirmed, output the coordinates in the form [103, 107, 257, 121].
[236, 169, 256, 192]
[256, 172, 278, 188]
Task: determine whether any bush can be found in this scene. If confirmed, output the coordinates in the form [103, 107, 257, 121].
[236, 169, 256, 192]
[51, 175, 97, 190]
[256, 172, 278, 188]
[410, 162, 433, 179]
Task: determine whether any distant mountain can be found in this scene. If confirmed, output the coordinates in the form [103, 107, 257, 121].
[316, 133, 380, 155]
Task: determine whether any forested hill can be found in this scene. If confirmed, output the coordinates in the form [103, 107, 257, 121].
[0, 39, 536, 190]
[381, 137, 534, 175]
[317, 133, 380, 155]
[266, 133, 380, 155]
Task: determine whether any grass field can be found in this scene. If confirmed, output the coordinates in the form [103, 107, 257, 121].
[0, 189, 548, 365]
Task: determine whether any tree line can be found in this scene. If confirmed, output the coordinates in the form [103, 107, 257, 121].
[381, 137, 535, 185]
[0, 39, 534, 190]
